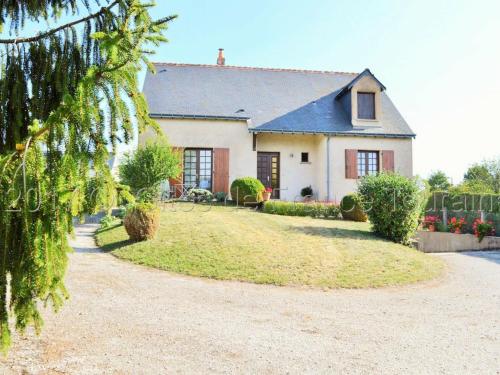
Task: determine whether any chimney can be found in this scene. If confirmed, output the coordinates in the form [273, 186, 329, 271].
[217, 48, 225, 66]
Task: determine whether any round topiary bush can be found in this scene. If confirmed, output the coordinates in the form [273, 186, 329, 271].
[230, 177, 265, 205]
[340, 193, 368, 222]
[357, 173, 422, 245]
[123, 203, 160, 241]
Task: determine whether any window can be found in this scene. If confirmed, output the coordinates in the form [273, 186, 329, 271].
[301, 152, 309, 163]
[183, 149, 213, 191]
[357, 92, 375, 120]
[357, 151, 379, 177]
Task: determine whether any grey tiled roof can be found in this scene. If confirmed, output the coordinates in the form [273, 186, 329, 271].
[143, 63, 415, 138]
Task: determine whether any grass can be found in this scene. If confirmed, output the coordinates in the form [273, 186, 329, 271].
[96, 204, 444, 288]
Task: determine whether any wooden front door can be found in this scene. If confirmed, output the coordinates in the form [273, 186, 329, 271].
[257, 152, 280, 199]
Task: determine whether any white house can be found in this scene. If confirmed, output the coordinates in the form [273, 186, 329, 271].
[140, 50, 415, 202]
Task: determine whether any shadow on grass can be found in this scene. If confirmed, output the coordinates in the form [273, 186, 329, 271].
[95, 222, 122, 234]
[287, 225, 382, 241]
[98, 239, 136, 253]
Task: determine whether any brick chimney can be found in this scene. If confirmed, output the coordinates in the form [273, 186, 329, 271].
[217, 48, 225, 66]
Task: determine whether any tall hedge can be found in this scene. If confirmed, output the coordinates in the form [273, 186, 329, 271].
[358, 173, 422, 245]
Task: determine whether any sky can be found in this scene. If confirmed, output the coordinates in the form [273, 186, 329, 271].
[148, 0, 500, 183]
[2, 1, 499, 182]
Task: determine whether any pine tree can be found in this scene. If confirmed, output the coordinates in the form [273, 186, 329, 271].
[0, 0, 174, 351]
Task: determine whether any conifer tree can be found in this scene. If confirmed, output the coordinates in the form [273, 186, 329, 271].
[0, 0, 174, 351]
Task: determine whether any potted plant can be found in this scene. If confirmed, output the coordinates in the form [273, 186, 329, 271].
[301, 185, 313, 202]
[448, 217, 466, 234]
[423, 215, 440, 232]
[262, 187, 273, 201]
[472, 219, 496, 243]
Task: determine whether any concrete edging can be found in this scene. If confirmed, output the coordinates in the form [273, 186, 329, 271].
[416, 230, 500, 253]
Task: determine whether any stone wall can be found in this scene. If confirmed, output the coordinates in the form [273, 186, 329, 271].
[417, 231, 500, 253]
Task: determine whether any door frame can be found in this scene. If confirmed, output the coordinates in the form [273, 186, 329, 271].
[257, 151, 280, 199]
[183, 148, 214, 192]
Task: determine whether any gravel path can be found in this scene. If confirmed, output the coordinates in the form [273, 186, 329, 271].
[1, 224, 499, 374]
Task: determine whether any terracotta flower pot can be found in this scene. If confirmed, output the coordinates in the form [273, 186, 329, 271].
[454, 228, 461, 234]
[428, 224, 435, 232]
[262, 191, 271, 201]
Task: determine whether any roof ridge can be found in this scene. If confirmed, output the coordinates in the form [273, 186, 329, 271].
[151, 62, 358, 75]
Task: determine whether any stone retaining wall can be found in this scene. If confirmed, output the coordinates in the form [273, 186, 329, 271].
[417, 231, 500, 253]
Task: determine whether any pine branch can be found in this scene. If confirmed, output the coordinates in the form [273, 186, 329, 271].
[0, 0, 121, 44]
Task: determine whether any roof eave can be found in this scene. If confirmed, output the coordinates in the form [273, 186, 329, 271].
[149, 113, 250, 121]
[250, 128, 415, 139]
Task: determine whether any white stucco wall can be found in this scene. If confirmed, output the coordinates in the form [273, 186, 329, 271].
[327, 136, 413, 202]
[256, 133, 323, 201]
[140, 118, 256, 185]
[139, 119, 413, 203]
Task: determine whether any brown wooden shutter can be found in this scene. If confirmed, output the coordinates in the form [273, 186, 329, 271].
[213, 148, 230, 193]
[345, 149, 358, 179]
[381, 150, 394, 172]
[169, 147, 184, 197]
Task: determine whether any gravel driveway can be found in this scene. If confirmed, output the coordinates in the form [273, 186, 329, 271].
[1, 224, 499, 374]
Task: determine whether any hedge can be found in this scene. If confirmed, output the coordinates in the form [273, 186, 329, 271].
[358, 173, 422, 245]
[426, 191, 500, 213]
[230, 177, 264, 205]
[263, 201, 341, 219]
[340, 193, 368, 222]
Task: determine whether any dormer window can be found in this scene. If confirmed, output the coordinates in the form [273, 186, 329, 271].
[357, 92, 375, 120]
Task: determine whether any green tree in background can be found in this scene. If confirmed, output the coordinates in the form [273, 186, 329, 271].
[427, 170, 451, 191]
[119, 140, 181, 202]
[463, 158, 499, 194]
[0, 1, 174, 351]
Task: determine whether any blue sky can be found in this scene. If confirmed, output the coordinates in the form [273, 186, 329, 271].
[151, 0, 500, 182]
[2, 1, 499, 182]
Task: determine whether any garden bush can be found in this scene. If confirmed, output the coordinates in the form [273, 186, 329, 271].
[358, 173, 421, 245]
[230, 177, 265, 205]
[123, 203, 160, 241]
[263, 201, 341, 219]
[187, 188, 213, 203]
[119, 140, 181, 202]
[214, 192, 227, 202]
[340, 193, 368, 222]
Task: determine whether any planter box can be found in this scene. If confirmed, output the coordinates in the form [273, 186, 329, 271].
[417, 230, 500, 253]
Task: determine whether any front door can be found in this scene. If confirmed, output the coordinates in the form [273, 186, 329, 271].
[257, 152, 280, 199]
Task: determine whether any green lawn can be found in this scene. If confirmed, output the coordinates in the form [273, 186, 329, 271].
[96, 204, 444, 288]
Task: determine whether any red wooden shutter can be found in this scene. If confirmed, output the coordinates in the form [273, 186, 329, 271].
[213, 148, 230, 193]
[169, 147, 184, 197]
[345, 149, 358, 179]
[382, 150, 394, 172]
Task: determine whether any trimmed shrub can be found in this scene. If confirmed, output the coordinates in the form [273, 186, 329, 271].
[358, 173, 421, 245]
[263, 201, 341, 219]
[340, 193, 368, 222]
[187, 188, 213, 203]
[123, 203, 160, 241]
[230, 177, 265, 205]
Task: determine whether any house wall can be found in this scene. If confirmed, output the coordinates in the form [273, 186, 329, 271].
[140, 118, 256, 185]
[327, 136, 413, 202]
[256, 133, 323, 201]
[139, 119, 413, 203]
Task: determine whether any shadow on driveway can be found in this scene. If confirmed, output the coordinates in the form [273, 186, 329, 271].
[461, 250, 500, 265]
